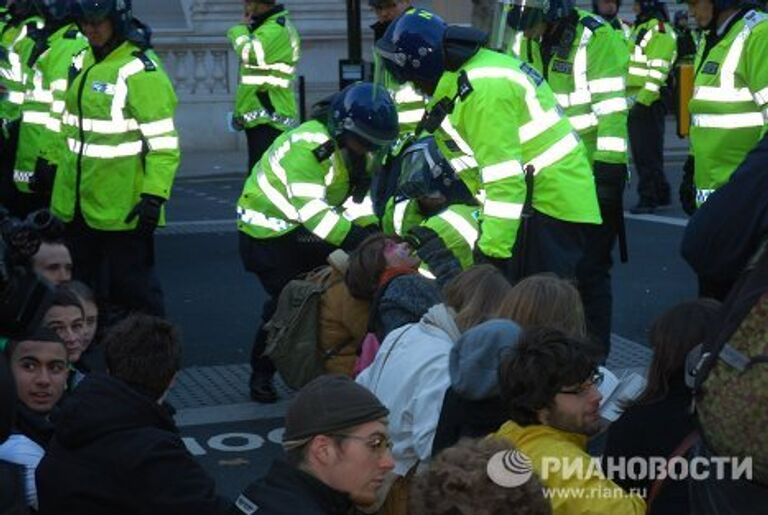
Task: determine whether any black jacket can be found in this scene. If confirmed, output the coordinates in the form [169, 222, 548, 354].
[602, 376, 694, 515]
[13, 402, 54, 449]
[431, 388, 507, 456]
[682, 133, 768, 298]
[231, 459, 357, 515]
[36, 373, 229, 515]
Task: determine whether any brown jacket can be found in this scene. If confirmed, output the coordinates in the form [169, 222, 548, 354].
[318, 254, 370, 376]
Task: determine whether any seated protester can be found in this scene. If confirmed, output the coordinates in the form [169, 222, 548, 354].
[0, 328, 68, 511]
[61, 281, 104, 373]
[318, 250, 370, 376]
[30, 237, 73, 286]
[442, 264, 511, 332]
[356, 265, 510, 513]
[431, 319, 522, 456]
[411, 438, 552, 515]
[0, 353, 14, 442]
[0, 352, 28, 515]
[378, 137, 480, 287]
[603, 299, 720, 515]
[36, 315, 229, 515]
[232, 375, 395, 515]
[496, 274, 588, 339]
[42, 287, 86, 388]
[346, 234, 441, 343]
[493, 327, 646, 514]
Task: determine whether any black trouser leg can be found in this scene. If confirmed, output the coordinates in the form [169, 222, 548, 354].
[66, 221, 165, 326]
[103, 231, 165, 318]
[245, 124, 283, 174]
[508, 211, 587, 283]
[239, 230, 337, 381]
[0, 121, 20, 214]
[576, 205, 618, 357]
[13, 191, 52, 219]
[629, 100, 668, 204]
[66, 219, 106, 297]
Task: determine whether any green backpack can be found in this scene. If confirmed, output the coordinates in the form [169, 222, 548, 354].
[264, 266, 342, 390]
[693, 246, 768, 484]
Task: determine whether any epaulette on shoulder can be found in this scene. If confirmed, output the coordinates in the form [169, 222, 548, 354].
[313, 140, 335, 162]
[132, 50, 156, 72]
[276, 16, 286, 27]
[64, 28, 79, 39]
[744, 9, 768, 30]
[581, 15, 604, 32]
[658, 20, 666, 33]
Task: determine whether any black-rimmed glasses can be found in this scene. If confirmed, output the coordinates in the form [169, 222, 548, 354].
[559, 370, 604, 396]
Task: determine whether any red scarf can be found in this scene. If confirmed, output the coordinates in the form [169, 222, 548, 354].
[378, 266, 416, 288]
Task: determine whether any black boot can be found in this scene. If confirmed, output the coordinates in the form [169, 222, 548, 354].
[250, 374, 278, 403]
[629, 199, 657, 214]
[657, 182, 671, 206]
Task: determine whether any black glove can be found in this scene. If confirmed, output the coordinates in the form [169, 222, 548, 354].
[124, 194, 165, 237]
[29, 158, 57, 194]
[340, 223, 380, 252]
[408, 226, 462, 287]
[679, 155, 697, 216]
[473, 246, 511, 275]
[593, 161, 627, 212]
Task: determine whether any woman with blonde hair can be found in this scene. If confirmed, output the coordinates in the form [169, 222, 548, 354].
[496, 274, 587, 339]
[443, 264, 511, 333]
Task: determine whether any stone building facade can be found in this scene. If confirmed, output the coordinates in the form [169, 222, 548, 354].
[133, 0, 472, 153]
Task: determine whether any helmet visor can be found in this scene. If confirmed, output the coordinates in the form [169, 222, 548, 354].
[396, 140, 443, 199]
[374, 42, 409, 85]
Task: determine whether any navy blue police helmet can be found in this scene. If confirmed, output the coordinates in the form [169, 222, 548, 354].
[8, 0, 34, 17]
[328, 82, 399, 150]
[32, 0, 71, 21]
[545, 0, 576, 21]
[592, 0, 622, 16]
[637, 0, 666, 15]
[71, 0, 132, 36]
[375, 8, 447, 85]
[712, 0, 747, 11]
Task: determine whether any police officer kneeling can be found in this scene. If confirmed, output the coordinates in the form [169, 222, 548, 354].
[237, 83, 398, 402]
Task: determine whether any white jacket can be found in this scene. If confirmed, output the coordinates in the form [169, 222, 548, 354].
[0, 434, 44, 509]
[356, 304, 461, 476]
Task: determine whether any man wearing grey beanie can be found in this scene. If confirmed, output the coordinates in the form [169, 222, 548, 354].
[231, 375, 394, 514]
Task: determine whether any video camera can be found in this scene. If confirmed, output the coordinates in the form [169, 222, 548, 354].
[0, 207, 57, 338]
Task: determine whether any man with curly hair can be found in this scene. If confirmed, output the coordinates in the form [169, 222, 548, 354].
[410, 437, 551, 514]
